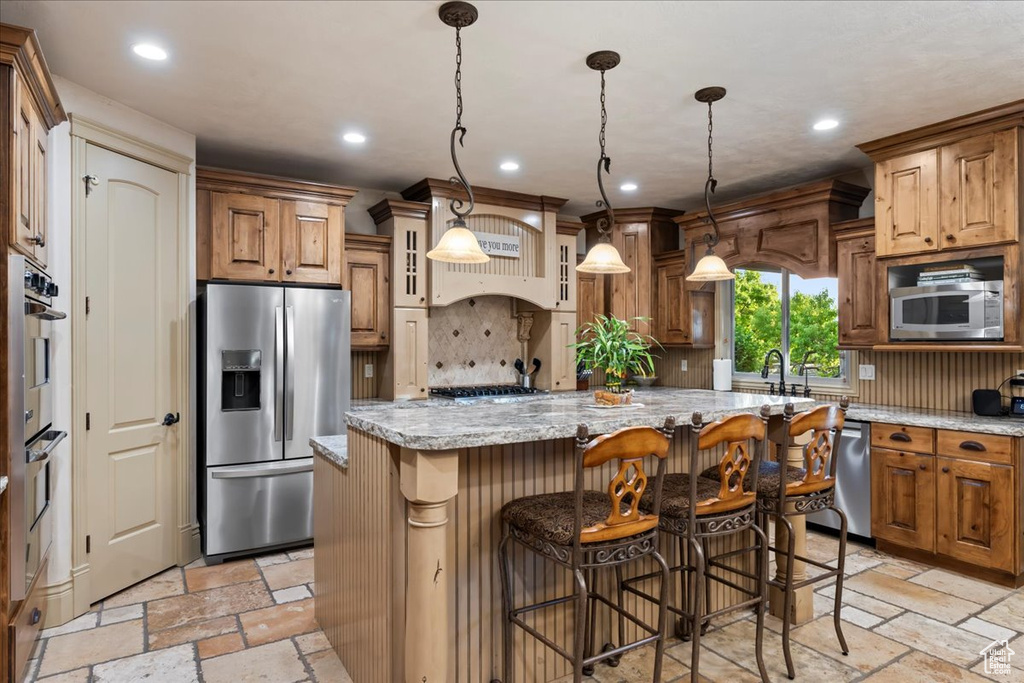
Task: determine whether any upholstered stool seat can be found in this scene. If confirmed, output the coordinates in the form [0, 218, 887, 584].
[501, 491, 626, 546]
[639, 474, 724, 517]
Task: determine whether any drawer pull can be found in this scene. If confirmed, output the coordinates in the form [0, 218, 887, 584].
[959, 440, 986, 452]
[30, 608, 41, 625]
[889, 432, 912, 443]
[942, 467, 950, 473]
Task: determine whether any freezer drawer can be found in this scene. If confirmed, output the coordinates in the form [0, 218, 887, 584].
[204, 458, 313, 557]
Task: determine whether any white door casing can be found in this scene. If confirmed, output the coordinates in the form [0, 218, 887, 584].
[83, 143, 180, 602]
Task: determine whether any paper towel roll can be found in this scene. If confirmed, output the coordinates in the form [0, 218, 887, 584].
[713, 359, 733, 392]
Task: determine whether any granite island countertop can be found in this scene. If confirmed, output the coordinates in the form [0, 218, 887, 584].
[341, 388, 813, 451]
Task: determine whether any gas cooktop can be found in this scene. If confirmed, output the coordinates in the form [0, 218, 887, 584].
[430, 385, 541, 400]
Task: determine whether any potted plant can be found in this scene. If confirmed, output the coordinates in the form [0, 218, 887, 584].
[571, 315, 660, 400]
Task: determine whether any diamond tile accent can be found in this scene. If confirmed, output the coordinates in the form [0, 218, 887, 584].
[468, 360, 475, 368]
[428, 296, 519, 387]
[484, 329, 491, 337]
[436, 362, 443, 369]
[452, 329, 460, 337]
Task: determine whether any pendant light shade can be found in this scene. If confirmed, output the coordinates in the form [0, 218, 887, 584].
[425, 223, 489, 264]
[429, 2, 490, 265]
[576, 50, 629, 275]
[689, 250, 735, 281]
[686, 86, 734, 283]
[577, 241, 630, 274]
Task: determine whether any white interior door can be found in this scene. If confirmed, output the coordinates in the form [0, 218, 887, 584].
[84, 143, 180, 601]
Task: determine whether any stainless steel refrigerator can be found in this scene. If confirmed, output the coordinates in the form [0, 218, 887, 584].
[199, 284, 350, 560]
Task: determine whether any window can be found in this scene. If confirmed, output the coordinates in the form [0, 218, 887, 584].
[731, 267, 848, 386]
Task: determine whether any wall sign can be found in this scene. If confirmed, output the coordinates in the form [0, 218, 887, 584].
[473, 232, 521, 258]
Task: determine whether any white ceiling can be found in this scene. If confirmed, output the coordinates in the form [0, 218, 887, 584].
[6, 0, 1024, 215]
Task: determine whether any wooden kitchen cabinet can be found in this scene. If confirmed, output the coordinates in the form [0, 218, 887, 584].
[652, 251, 714, 347]
[281, 200, 344, 284]
[835, 218, 879, 348]
[576, 263, 604, 333]
[210, 192, 282, 281]
[346, 234, 391, 349]
[936, 457, 1015, 572]
[581, 207, 678, 336]
[871, 422, 1023, 584]
[939, 129, 1019, 250]
[383, 307, 429, 400]
[3, 25, 64, 269]
[870, 448, 936, 552]
[874, 150, 940, 257]
[859, 103, 1022, 259]
[197, 168, 357, 284]
[529, 311, 577, 391]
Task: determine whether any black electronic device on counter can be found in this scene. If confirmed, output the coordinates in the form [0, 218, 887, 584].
[974, 374, 1024, 417]
[1011, 396, 1024, 417]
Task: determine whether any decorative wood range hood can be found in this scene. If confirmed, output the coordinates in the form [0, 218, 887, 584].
[370, 180, 579, 399]
[397, 178, 570, 309]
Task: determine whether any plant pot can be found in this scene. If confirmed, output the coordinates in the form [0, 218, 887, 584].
[629, 374, 657, 388]
[604, 370, 628, 393]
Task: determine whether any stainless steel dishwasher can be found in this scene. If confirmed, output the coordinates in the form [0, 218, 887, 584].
[808, 420, 872, 540]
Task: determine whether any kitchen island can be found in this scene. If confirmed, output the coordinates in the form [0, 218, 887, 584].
[312, 388, 814, 683]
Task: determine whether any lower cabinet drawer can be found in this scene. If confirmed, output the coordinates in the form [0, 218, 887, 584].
[9, 557, 47, 683]
[937, 430, 1013, 465]
[871, 423, 935, 455]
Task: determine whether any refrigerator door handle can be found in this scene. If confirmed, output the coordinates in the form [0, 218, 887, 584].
[274, 305, 284, 442]
[210, 461, 313, 479]
[285, 305, 295, 441]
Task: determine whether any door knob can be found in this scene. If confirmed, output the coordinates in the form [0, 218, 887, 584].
[162, 412, 180, 426]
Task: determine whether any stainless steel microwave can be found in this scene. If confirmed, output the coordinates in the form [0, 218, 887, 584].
[890, 281, 1003, 340]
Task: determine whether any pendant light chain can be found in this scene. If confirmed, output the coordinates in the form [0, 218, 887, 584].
[707, 100, 714, 185]
[702, 96, 721, 249]
[448, 22, 474, 222]
[594, 66, 616, 238]
[454, 27, 463, 129]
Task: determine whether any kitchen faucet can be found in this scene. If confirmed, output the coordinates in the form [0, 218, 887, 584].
[761, 348, 786, 396]
[797, 351, 816, 398]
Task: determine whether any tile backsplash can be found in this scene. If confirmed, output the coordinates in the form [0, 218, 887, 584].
[428, 296, 520, 387]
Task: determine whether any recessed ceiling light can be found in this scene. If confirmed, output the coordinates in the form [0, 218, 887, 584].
[813, 119, 839, 131]
[620, 182, 638, 192]
[132, 44, 168, 61]
[342, 132, 367, 144]
[499, 161, 520, 171]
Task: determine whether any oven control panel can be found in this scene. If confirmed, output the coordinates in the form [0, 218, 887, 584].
[24, 267, 57, 301]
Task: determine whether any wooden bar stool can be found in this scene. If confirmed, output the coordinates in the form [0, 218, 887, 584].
[700, 398, 849, 679]
[496, 419, 675, 683]
[629, 406, 772, 683]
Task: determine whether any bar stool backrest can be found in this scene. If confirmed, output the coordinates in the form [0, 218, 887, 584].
[574, 419, 675, 547]
[689, 405, 771, 528]
[773, 397, 850, 510]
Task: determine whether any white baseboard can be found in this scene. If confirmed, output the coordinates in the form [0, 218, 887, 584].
[178, 522, 201, 566]
[40, 576, 77, 629]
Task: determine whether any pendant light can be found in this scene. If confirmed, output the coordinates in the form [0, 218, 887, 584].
[427, 1, 490, 264]
[577, 51, 630, 274]
[686, 87, 735, 282]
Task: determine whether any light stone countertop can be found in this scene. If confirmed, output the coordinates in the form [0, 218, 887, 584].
[846, 403, 1024, 437]
[343, 388, 811, 451]
[311, 434, 347, 468]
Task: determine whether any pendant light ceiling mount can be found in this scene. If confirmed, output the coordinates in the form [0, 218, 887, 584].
[428, 1, 490, 264]
[687, 85, 735, 282]
[577, 50, 630, 274]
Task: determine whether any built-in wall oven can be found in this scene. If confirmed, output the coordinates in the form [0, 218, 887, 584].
[8, 255, 66, 601]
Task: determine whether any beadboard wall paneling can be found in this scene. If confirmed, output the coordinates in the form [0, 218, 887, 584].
[657, 348, 1024, 413]
[351, 350, 380, 399]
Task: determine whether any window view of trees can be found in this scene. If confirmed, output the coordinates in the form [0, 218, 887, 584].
[733, 268, 843, 379]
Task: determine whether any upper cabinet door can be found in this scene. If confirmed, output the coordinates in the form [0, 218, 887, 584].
[210, 192, 281, 281]
[939, 129, 1019, 250]
[654, 255, 690, 346]
[875, 150, 939, 257]
[31, 101, 49, 267]
[610, 222, 651, 332]
[281, 200, 344, 285]
[346, 247, 390, 348]
[576, 268, 604, 333]
[837, 232, 878, 348]
[11, 69, 36, 258]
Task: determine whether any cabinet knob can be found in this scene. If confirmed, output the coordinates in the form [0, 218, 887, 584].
[381, 332, 386, 339]
[942, 466, 950, 473]
[919, 464, 927, 470]
[945, 234, 955, 241]
[555, 381, 560, 386]
[419, 297, 425, 303]
[268, 268, 275, 274]
[923, 237, 933, 244]
[286, 269, 292, 275]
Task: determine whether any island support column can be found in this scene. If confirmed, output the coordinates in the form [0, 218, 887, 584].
[770, 432, 813, 624]
[400, 446, 459, 683]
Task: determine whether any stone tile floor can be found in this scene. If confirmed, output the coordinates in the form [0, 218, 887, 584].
[24, 532, 1024, 682]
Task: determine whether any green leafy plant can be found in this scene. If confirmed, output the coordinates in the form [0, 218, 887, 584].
[571, 315, 660, 389]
